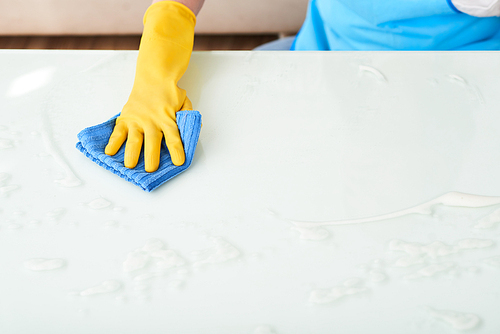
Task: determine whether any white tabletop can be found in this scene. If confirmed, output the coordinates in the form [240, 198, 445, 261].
[1, 50, 500, 333]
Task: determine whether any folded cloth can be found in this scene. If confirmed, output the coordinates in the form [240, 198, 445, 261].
[76, 110, 202, 192]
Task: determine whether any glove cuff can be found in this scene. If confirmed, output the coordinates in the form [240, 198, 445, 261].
[144, 1, 196, 26]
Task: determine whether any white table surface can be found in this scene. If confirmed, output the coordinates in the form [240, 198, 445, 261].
[1, 50, 500, 333]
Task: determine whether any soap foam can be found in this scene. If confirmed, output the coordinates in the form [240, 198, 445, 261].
[474, 207, 500, 229]
[55, 176, 82, 187]
[45, 208, 66, 222]
[447, 74, 484, 105]
[0, 138, 14, 149]
[428, 307, 481, 331]
[151, 249, 186, 270]
[368, 270, 387, 282]
[141, 239, 164, 252]
[0, 173, 10, 183]
[87, 198, 112, 210]
[359, 65, 387, 83]
[0, 185, 20, 196]
[482, 256, 500, 268]
[404, 263, 455, 280]
[133, 272, 166, 282]
[252, 326, 277, 334]
[389, 238, 494, 267]
[309, 278, 367, 304]
[24, 258, 66, 271]
[166, 279, 185, 290]
[123, 238, 186, 276]
[291, 226, 329, 240]
[79, 280, 121, 296]
[40, 106, 82, 187]
[192, 237, 240, 266]
[123, 250, 150, 273]
[292, 192, 500, 229]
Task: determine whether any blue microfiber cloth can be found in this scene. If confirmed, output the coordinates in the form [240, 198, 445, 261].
[76, 110, 202, 192]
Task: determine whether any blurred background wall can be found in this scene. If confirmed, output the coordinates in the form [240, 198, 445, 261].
[0, 0, 308, 35]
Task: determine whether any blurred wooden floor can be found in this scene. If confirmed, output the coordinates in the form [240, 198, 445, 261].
[0, 34, 279, 51]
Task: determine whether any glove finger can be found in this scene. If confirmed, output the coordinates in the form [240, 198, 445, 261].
[180, 96, 193, 111]
[162, 123, 185, 166]
[105, 122, 128, 156]
[144, 130, 162, 173]
[124, 127, 143, 169]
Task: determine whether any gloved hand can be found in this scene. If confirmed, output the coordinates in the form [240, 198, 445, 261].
[105, 1, 196, 172]
[451, 0, 500, 17]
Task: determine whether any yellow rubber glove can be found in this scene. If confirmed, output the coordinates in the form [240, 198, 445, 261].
[105, 1, 196, 172]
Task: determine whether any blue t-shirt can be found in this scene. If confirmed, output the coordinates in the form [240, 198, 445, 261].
[291, 0, 500, 50]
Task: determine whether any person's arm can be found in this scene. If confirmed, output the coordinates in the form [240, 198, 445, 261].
[105, 0, 205, 172]
[153, 0, 205, 15]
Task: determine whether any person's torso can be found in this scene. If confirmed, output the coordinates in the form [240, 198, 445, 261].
[292, 0, 500, 50]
